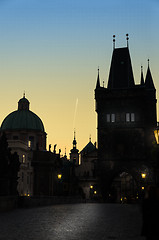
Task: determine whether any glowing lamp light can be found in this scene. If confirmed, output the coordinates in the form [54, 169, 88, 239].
[154, 127, 159, 144]
[141, 173, 146, 179]
[94, 191, 97, 195]
[90, 185, 93, 189]
[142, 186, 145, 190]
[58, 174, 62, 179]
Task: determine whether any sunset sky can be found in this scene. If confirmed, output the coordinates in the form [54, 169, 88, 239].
[0, 0, 159, 156]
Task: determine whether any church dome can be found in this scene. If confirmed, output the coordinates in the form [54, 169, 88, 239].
[1, 95, 45, 132]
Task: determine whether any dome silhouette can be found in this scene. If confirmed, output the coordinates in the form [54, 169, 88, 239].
[1, 95, 45, 132]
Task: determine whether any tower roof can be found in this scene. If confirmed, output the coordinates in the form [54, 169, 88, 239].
[80, 141, 96, 155]
[145, 63, 155, 89]
[107, 47, 135, 89]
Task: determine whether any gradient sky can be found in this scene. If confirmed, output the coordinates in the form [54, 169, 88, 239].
[0, 0, 159, 156]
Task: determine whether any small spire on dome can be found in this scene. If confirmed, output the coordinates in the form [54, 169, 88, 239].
[23, 91, 25, 98]
[126, 34, 129, 48]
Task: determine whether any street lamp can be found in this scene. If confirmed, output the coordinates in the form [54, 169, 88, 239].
[154, 124, 159, 144]
[141, 173, 146, 179]
[90, 185, 93, 189]
[58, 174, 62, 179]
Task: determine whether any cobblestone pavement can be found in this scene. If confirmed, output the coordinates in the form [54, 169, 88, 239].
[0, 203, 146, 240]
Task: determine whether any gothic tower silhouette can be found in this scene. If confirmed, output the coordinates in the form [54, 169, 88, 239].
[95, 36, 157, 201]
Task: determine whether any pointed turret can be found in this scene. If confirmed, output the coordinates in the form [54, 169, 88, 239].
[70, 130, 79, 165]
[140, 66, 144, 85]
[96, 68, 100, 89]
[145, 60, 155, 89]
[107, 47, 135, 89]
[72, 130, 77, 149]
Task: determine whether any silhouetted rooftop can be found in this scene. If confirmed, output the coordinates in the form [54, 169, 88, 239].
[107, 47, 135, 89]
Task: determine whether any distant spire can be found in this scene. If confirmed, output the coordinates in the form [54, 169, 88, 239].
[89, 134, 91, 142]
[73, 129, 77, 148]
[140, 65, 144, 85]
[23, 91, 25, 98]
[74, 129, 76, 140]
[103, 81, 104, 87]
[96, 67, 100, 88]
[145, 59, 155, 89]
[126, 34, 129, 48]
[113, 35, 116, 50]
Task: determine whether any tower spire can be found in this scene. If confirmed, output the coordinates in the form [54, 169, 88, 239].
[74, 129, 76, 140]
[145, 59, 155, 89]
[96, 67, 100, 88]
[73, 130, 77, 149]
[140, 65, 144, 85]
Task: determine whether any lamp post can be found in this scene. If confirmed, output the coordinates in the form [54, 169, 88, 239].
[57, 174, 62, 195]
[141, 172, 146, 193]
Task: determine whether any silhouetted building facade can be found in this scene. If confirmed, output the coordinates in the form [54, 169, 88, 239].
[75, 139, 98, 199]
[95, 39, 157, 201]
[0, 133, 20, 196]
[0, 94, 47, 196]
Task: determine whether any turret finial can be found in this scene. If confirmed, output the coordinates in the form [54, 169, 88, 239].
[126, 34, 129, 48]
[23, 91, 25, 98]
[113, 35, 115, 50]
[74, 128, 76, 140]
[89, 134, 91, 142]
[148, 59, 150, 67]
[140, 65, 144, 85]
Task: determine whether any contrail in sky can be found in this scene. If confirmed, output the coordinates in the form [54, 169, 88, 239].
[73, 98, 78, 130]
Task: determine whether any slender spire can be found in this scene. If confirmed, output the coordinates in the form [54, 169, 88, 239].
[145, 59, 155, 89]
[126, 34, 129, 48]
[73, 129, 77, 148]
[64, 147, 67, 158]
[89, 134, 91, 142]
[23, 91, 25, 98]
[140, 65, 144, 85]
[113, 35, 116, 50]
[74, 129, 76, 140]
[96, 67, 100, 88]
